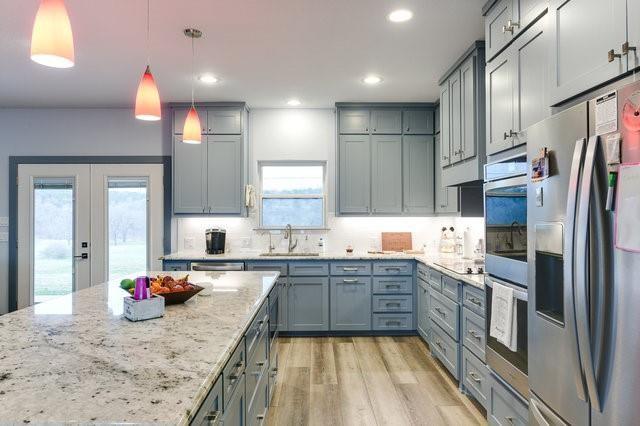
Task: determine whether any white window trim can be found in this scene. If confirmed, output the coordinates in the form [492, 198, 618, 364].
[258, 160, 327, 230]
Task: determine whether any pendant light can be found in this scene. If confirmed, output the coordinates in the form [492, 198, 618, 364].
[135, 0, 161, 121]
[182, 28, 202, 144]
[30, 0, 75, 68]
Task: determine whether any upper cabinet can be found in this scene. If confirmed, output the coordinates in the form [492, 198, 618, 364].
[548, 0, 627, 105]
[484, 0, 548, 61]
[336, 103, 436, 216]
[171, 103, 248, 215]
[438, 41, 486, 186]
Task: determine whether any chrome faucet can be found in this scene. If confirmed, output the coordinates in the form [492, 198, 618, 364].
[283, 224, 298, 253]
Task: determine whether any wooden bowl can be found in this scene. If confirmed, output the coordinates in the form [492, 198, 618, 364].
[157, 284, 204, 305]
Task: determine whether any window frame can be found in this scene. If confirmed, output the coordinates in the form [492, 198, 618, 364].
[258, 160, 327, 230]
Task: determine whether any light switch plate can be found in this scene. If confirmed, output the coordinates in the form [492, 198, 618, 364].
[0, 217, 8, 227]
[536, 187, 544, 207]
[0, 232, 8, 242]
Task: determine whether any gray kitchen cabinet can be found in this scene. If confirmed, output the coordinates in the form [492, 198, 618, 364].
[486, 52, 515, 156]
[371, 135, 402, 214]
[459, 55, 477, 161]
[434, 135, 459, 214]
[402, 135, 435, 214]
[417, 278, 429, 340]
[488, 372, 529, 426]
[338, 134, 371, 214]
[403, 109, 434, 135]
[191, 377, 223, 426]
[449, 70, 462, 165]
[206, 135, 243, 214]
[288, 276, 329, 332]
[371, 109, 402, 134]
[206, 108, 241, 134]
[339, 109, 370, 134]
[221, 373, 246, 426]
[548, 0, 626, 105]
[439, 82, 452, 168]
[434, 104, 440, 134]
[173, 135, 208, 213]
[330, 277, 372, 331]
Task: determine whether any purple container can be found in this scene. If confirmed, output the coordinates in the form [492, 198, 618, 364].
[134, 276, 149, 300]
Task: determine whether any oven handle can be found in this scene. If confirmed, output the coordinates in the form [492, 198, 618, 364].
[484, 276, 528, 301]
[483, 174, 528, 192]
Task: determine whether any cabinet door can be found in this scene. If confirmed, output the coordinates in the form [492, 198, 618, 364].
[402, 135, 435, 214]
[439, 83, 452, 167]
[403, 109, 434, 135]
[486, 52, 515, 155]
[371, 135, 402, 214]
[513, 16, 549, 146]
[339, 109, 370, 134]
[173, 135, 208, 213]
[417, 282, 428, 338]
[460, 56, 477, 160]
[338, 134, 371, 214]
[221, 374, 246, 426]
[330, 277, 372, 331]
[513, 0, 548, 37]
[371, 109, 402, 134]
[288, 277, 329, 331]
[207, 108, 241, 134]
[434, 135, 459, 214]
[449, 70, 462, 164]
[548, 0, 626, 105]
[173, 107, 207, 135]
[485, 0, 513, 61]
[434, 105, 440, 134]
[278, 278, 288, 332]
[207, 135, 243, 214]
[624, 0, 640, 71]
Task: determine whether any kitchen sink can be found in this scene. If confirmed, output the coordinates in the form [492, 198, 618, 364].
[260, 252, 320, 257]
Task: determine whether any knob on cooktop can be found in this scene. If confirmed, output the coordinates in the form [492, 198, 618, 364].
[466, 267, 473, 274]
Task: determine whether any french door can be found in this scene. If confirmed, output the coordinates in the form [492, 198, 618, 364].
[17, 163, 163, 309]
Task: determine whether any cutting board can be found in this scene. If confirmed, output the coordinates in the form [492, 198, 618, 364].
[381, 232, 412, 252]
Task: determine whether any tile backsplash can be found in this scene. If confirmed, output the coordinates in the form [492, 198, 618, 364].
[173, 212, 484, 255]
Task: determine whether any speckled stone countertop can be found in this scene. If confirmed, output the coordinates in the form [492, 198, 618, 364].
[162, 251, 485, 289]
[0, 271, 278, 425]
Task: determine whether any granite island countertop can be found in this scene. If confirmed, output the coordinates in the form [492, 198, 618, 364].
[0, 270, 278, 425]
[162, 251, 485, 289]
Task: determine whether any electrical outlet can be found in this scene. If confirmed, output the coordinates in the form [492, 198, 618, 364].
[0, 232, 8, 242]
[0, 217, 8, 227]
[184, 237, 195, 249]
[240, 237, 251, 248]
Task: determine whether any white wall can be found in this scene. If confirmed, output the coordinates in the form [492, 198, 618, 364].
[0, 107, 171, 314]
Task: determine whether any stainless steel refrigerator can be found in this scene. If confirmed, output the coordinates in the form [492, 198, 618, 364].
[527, 79, 640, 425]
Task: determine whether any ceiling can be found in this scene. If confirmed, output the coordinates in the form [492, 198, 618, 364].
[0, 0, 484, 108]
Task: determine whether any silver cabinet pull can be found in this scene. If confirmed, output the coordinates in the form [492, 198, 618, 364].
[435, 307, 446, 318]
[342, 278, 359, 283]
[385, 267, 401, 271]
[608, 49, 622, 62]
[386, 320, 402, 326]
[505, 417, 515, 425]
[507, 19, 519, 30]
[468, 296, 482, 306]
[436, 340, 446, 353]
[468, 371, 482, 383]
[622, 41, 637, 55]
[204, 410, 221, 426]
[385, 302, 401, 308]
[227, 360, 244, 382]
[468, 330, 482, 340]
[385, 284, 401, 288]
[342, 267, 359, 272]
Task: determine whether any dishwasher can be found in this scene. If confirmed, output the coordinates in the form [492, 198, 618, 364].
[190, 262, 245, 271]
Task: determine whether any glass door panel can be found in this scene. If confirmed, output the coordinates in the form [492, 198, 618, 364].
[107, 178, 148, 280]
[33, 178, 74, 303]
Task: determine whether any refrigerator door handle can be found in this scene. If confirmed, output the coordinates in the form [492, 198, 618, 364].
[575, 135, 601, 412]
[565, 137, 588, 402]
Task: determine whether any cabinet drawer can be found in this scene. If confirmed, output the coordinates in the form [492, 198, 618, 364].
[373, 261, 414, 276]
[248, 366, 269, 426]
[246, 321, 269, 412]
[417, 263, 429, 282]
[330, 262, 372, 276]
[372, 295, 413, 313]
[462, 307, 486, 361]
[462, 284, 485, 317]
[289, 262, 329, 276]
[246, 302, 269, 360]
[222, 338, 246, 410]
[163, 260, 190, 271]
[429, 289, 459, 340]
[462, 348, 489, 409]
[488, 372, 529, 426]
[428, 268, 443, 292]
[246, 262, 288, 276]
[221, 373, 245, 426]
[372, 313, 413, 331]
[190, 376, 222, 426]
[373, 276, 413, 294]
[430, 323, 459, 379]
[442, 275, 460, 302]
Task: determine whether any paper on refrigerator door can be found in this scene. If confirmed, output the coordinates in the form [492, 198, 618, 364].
[615, 163, 640, 252]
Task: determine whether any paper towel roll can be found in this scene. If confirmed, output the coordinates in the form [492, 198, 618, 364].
[463, 227, 474, 259]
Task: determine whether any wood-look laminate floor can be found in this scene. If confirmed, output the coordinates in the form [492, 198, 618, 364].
[266, 336, 486, 426]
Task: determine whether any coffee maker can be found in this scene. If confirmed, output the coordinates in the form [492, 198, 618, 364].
[205, 229, 226, 254]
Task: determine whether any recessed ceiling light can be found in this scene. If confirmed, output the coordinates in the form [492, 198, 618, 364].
[388, 9, 413, 23]
[287, 99, 301, 106]
[198, 73, 218, 84]
[363, 75, 383, 85]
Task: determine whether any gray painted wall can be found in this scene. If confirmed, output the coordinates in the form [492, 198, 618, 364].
[0, 107, 171, 314]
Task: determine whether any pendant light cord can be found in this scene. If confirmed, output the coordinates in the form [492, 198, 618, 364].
[191, 34, 195, 107]
[146, 0, 150, 65]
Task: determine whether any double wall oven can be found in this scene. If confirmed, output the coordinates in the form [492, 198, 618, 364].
[484, 154, 529, 398]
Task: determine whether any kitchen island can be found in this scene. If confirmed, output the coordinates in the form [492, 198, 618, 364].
[0, 270, 279, 424]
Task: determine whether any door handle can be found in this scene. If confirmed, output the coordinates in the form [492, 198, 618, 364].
[622, 41, 637, 56]
[73, 253, 88, 260]
[608, 49, 622, 62]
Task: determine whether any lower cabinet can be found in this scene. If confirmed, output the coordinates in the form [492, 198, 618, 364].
[417, 277, 430, 342]
[462, 347, 489, 409]
[372, 313, 413, 331]
[221, 374, 246, 426]
[288, 276, 329, 331]
[191, 377, 223, 426]
[488, 372, 529, 426]
[247, 370, 269, 426]
[430, 322, 460, 379]
[330, 277, 372, 331]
